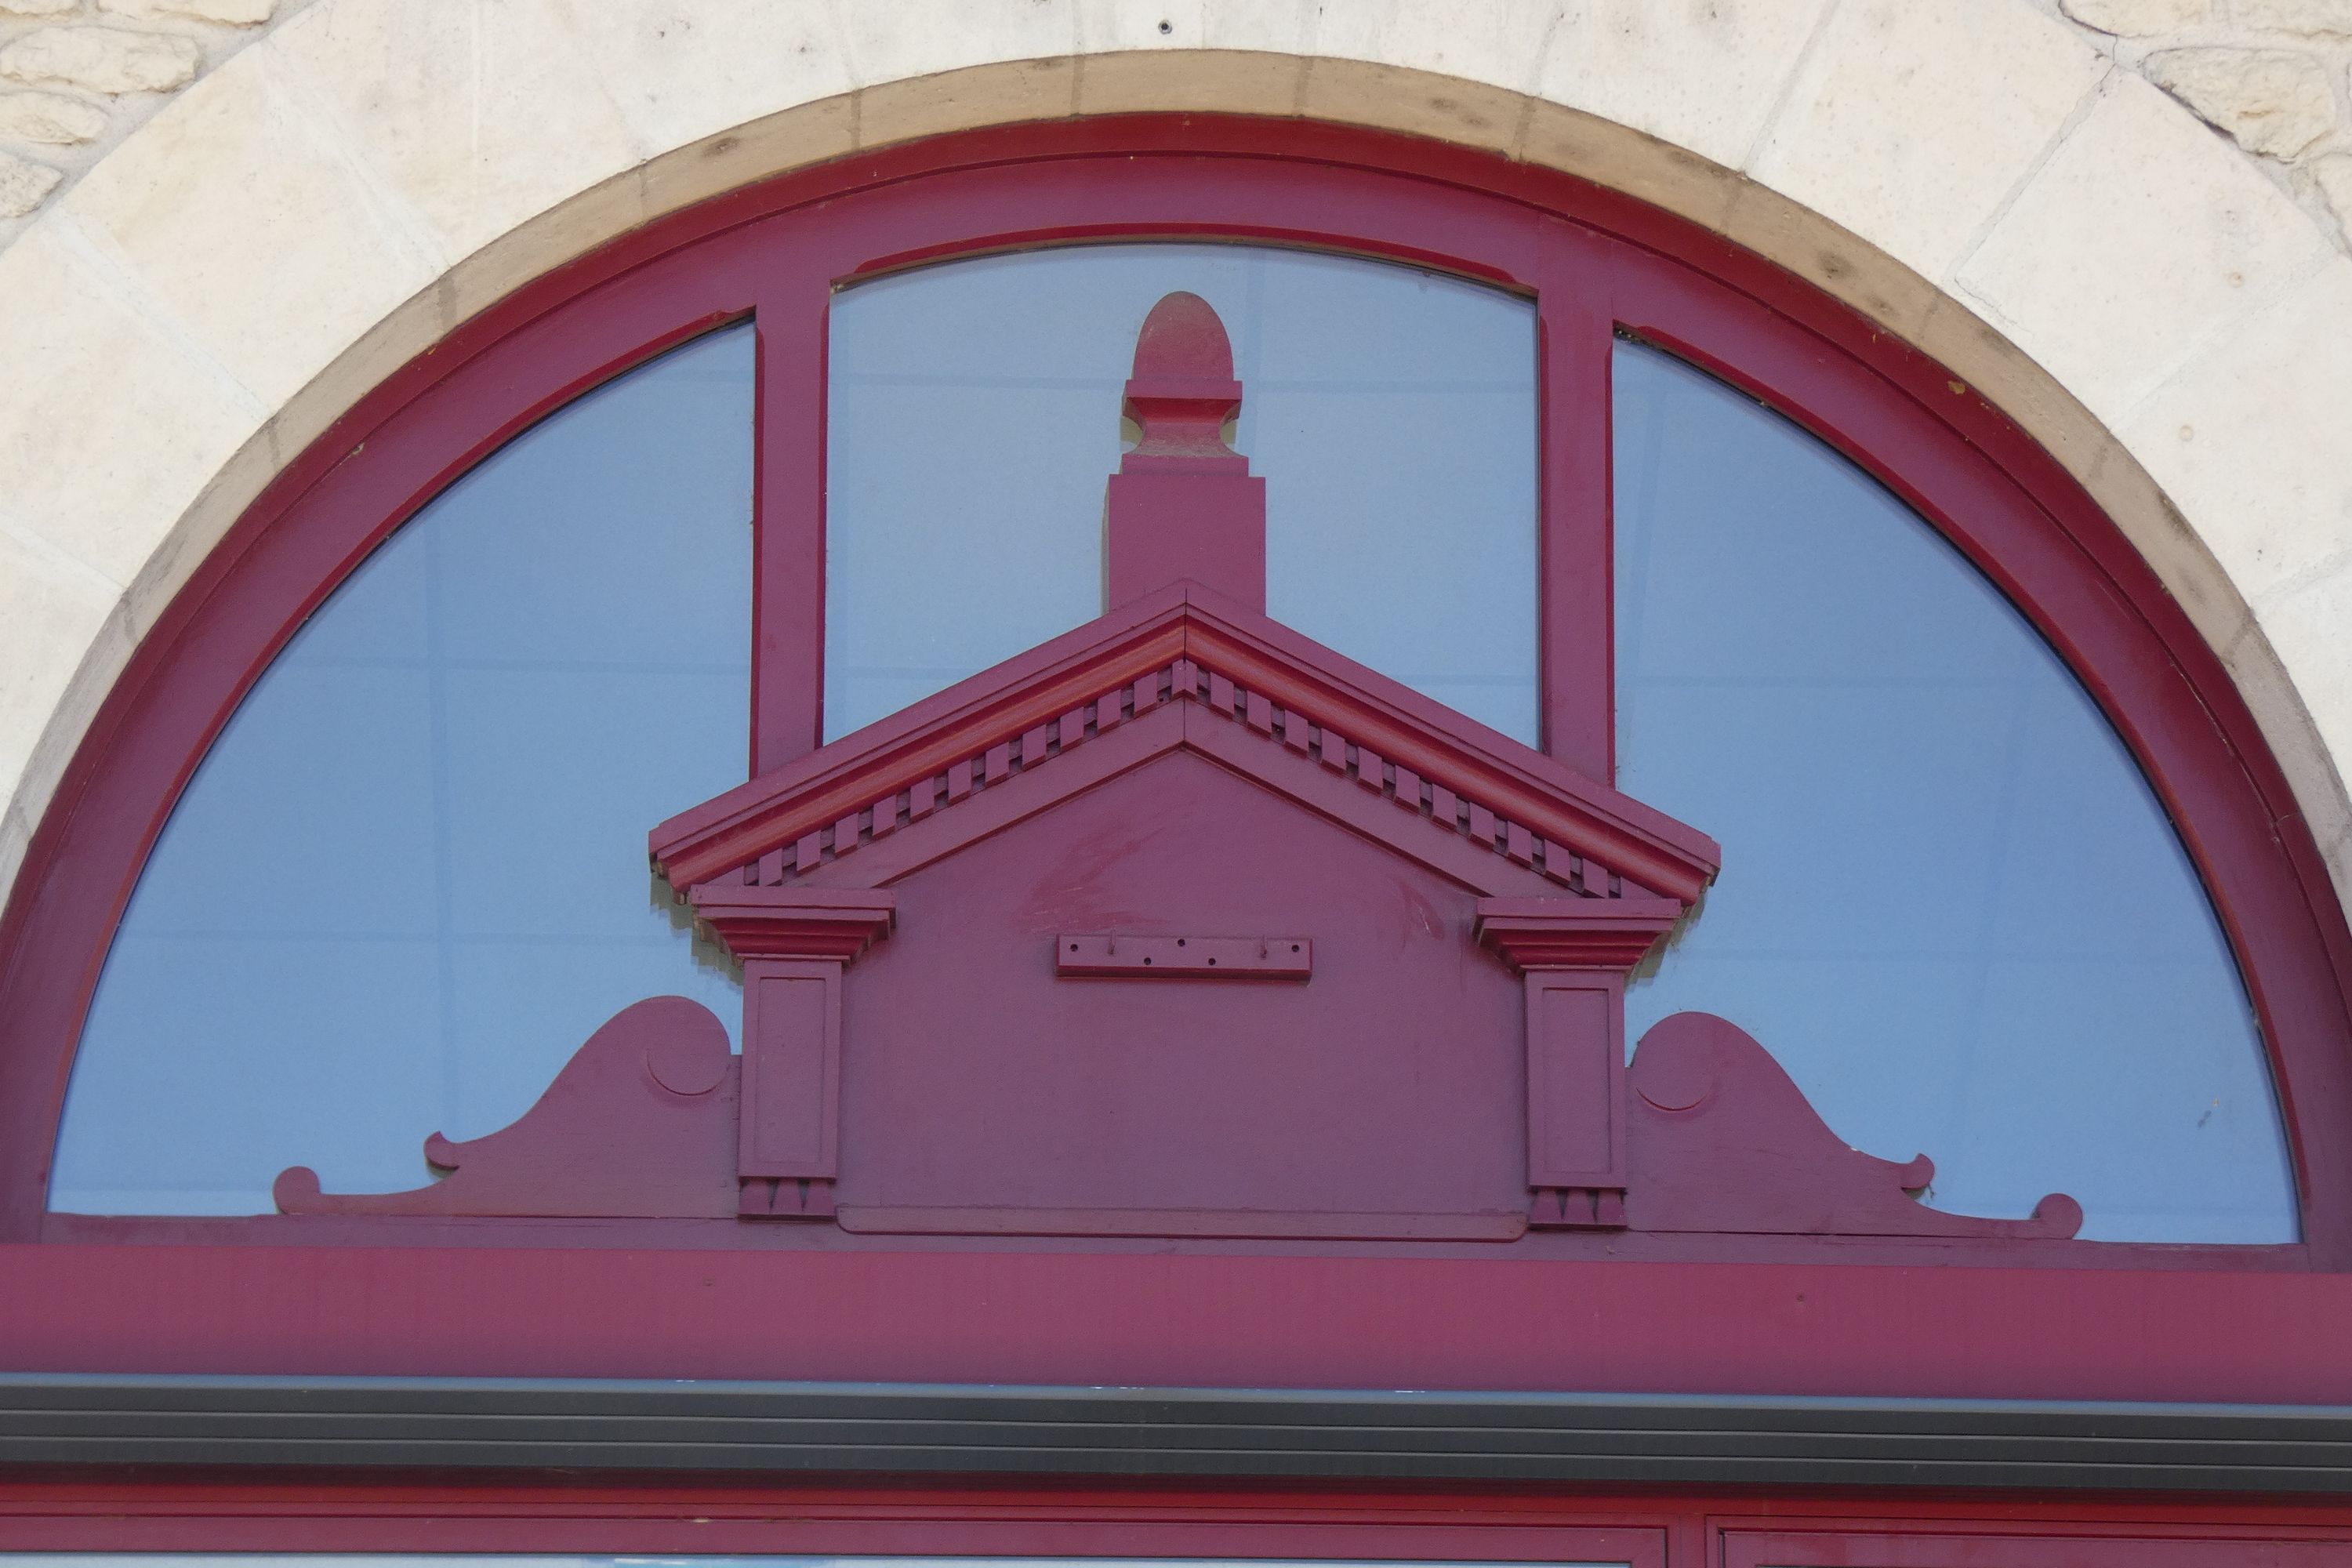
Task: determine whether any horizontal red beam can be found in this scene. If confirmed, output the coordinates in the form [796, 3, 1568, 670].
[5, 1243, 2350, 1405]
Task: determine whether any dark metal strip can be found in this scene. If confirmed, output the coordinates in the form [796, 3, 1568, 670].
[4, 1376, 2351, 1494]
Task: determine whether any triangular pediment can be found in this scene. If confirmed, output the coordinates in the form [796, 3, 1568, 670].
[650, 583, 1720, 907]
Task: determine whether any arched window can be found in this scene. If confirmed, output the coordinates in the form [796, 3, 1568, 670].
[5, 123, 2350, 1348]
[49, 327, 757, 1215]
[1610, 342, 2291, 1242]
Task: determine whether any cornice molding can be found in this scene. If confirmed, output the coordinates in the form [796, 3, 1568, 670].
[2, 1375, 2348, 1494]
[651, 584, 1721, 902]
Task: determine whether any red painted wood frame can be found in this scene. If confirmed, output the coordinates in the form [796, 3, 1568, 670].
[5, 1478, 2352, 1559]
[1, 117, 2350, 1385]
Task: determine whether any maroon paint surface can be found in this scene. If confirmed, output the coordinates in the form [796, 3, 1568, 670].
[9, 1480, 2352, 1562]
[660, 522, 1769, 1243]
[1625, 1012, 2082, 1239]
[274, 996, 740, 1219]
[237, 551, 2081, 1247]
[1105, 290, 1267, 612]
[0, 120, 2345, 1417]
[6, 1239, 2352, 1399]
[838, 752, 1532, 1237]
[1722, 1526, 2352, 1566]
[1, 1485, 1683, 1557]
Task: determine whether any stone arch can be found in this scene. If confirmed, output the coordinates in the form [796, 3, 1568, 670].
[2, 0, 2349, 922]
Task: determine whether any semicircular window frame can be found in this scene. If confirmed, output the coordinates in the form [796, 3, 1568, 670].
[1, 124, 2344, 1273]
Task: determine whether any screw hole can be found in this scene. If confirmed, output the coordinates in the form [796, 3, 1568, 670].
[1208, 957, 1218, 966]
[1143, 956, 1152, 965]
[1291, 943, 1301, 952]
[1069, 942, 1079, 951]
[1158, 18, 1172, 31]
[1177, 938, 1186, 946]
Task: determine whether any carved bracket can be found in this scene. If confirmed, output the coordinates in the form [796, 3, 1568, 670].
[1475, 895, 1682, 1230]
[274, 996, 739, 1218]
[688, 885, 896, 1220]
[1626, 1011, 2084, 1240]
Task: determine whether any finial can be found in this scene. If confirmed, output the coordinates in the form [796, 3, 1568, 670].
[1120, 292, 1244, 466]
[1102, 292, 1266, 610]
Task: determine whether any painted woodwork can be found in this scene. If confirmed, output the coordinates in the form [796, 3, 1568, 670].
[643, 292, 1712, 1238]
[9, 1473, 2352, 1559]
[282, 295, 2082, 1251]
[1720, 1526, 2352, 1567]
[1625, 1010, 2082, 1239]
[16, 1474, 2352, 1559]
[0, 126, 2346, 1564]
[273, 996, 739, 1219]
[9, 129, 2347, 1267]
[1477, 898, 1682, 1226]
[7, 127, 2352, 1526]
[694, 887, 895, 1218]
[1105, 290, 1266, 612]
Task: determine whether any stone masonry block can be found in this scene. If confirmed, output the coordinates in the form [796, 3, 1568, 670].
[1753, 0, 2106, 281]
[0, 147, 60, 216]
[0, 27, 201, 96]
[98, 0, 279, 24]
[0, 89, 109, 143]
[2150, 47, 2339, 160]
[1957, 73, 2331, 419]
[2058, 0, 2211, 34]
[2234, 0, 2352, 41]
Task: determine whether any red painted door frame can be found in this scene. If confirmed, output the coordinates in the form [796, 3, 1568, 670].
[1, 118, 2350, 1430]
[6, 1476, 2352, 1559]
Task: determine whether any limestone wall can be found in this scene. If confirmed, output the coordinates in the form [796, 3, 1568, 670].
[2, 0, 2350, 928]
[0, 0, 299, 224]
[2049, 0, 2352, 242]
[8, 2, 2345, 246]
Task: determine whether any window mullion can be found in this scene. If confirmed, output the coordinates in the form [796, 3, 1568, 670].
[1537, 217, 1619, 783]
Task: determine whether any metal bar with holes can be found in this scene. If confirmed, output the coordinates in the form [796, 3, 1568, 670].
[1055, 935, 1312, 978]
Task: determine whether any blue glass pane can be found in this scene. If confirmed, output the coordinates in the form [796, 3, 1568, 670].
[49, 326, 755, 1216]
[1612, 340, 2296, 1243]
[825, 244, 1538, 742]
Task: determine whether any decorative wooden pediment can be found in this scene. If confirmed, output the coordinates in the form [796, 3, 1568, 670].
[274, 291, 2080, 1250]
[643, 575, 1711, 1235]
